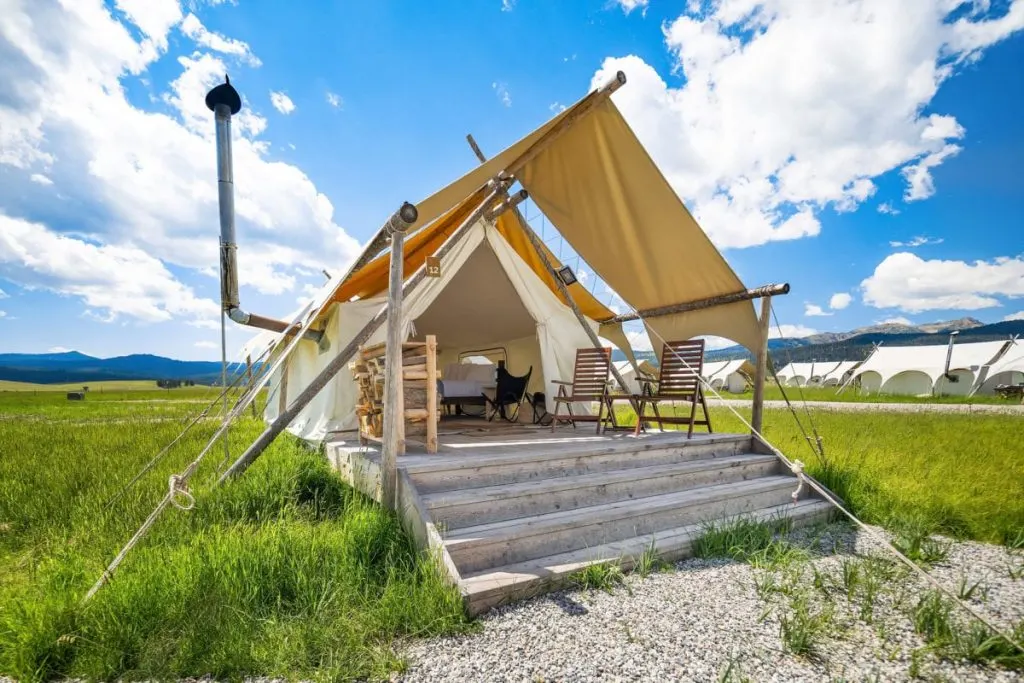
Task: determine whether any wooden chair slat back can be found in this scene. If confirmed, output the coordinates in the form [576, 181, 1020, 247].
[571, 347, 612, 396]
[657, 340, 705, 397]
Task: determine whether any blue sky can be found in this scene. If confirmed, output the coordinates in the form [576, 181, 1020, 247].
[0, 0, 1022, 360]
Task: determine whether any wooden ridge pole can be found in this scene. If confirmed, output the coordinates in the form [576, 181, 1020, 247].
[466, 134, 639, 415]
[751, 296, 773, 435]
[605, 283, 791, 324]
[218, 186, 510, 483]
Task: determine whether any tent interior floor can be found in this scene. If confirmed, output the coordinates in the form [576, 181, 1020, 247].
[326, 421, 832, 616]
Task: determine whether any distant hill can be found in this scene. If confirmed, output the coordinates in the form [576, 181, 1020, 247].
[611, 318, 1023, 365]
[0, 351, 247, 385]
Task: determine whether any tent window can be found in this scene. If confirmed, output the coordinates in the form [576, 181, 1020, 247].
[459, 348, 507, 366]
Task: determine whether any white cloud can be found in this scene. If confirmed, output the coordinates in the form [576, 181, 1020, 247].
[29, 173, 53, 186]
[179, 13, 260, 66]
[326, 91, 342, 108]
[194, 340, 218, 348]
[549, 102, 567, 113]
[492, 82, 512, 107]
[829, 292, 853, 310]
[0, 1, 361, 321]
[626, 328, 653, 352]
[0, 214, 219, 324]
[592, 1, 1024, 249]
[616, 0, 649, 14]
[804, 304, 832, 317]
[902, 144, 961, 201]
[48, 346, 72, 353]
[269, 91, 296, 115]
[878, 316, 914, 326]
[770, 324, 817, 339]
[862, 252, 1024, 312]
[0, 288, 8, 299]
[1003, 311, 1024, 322]
[889, 235, 944, 248]
[699, 335, 740, 350]
[877, 202, 900, 215]
[0, 311, 6, 319]
[501, 0, 515, 11]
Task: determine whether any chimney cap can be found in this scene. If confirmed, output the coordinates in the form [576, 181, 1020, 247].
[205, 75, 242, 115]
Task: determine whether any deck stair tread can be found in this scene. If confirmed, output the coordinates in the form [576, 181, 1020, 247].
[422, 453, 777, 510]
[459, 499, 833, 612]
[403, 433, 751, 474]
[444, 475, 799, 548]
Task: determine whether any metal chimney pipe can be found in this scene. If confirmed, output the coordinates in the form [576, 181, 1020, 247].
[204, 76, 324, 344]
[943, 330, 959, 382]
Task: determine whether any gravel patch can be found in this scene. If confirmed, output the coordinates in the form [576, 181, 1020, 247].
[400, 523, 1024, 682]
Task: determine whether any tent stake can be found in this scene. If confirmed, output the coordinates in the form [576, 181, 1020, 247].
[218, 186, 509, 484]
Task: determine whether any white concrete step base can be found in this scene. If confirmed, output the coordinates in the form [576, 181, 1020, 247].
[461, 499, 834, 616]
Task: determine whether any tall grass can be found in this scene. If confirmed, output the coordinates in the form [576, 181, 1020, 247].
[0, 393, 466, 681]
[706, 408, 1024, 544]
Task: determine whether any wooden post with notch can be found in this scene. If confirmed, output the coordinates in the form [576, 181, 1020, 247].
[426, 335, 438, 454]
[751, 296, 772, 435]
[277, 361, 289, 416]
[381, 220, 408, 509]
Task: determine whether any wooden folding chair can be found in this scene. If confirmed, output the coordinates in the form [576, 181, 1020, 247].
[551, 347, 616, 433]
[634, 339, 713, 438]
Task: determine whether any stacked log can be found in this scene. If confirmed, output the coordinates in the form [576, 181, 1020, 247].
[351, 337, 439, 452]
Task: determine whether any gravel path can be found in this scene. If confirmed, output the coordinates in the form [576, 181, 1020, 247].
[400, 523, 1024, 682]
[712, 398, 1024, 415]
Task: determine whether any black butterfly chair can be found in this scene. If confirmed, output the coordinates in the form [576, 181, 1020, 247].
[484, 365, 533, 422]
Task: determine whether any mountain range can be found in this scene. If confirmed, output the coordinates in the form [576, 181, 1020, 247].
[3, 317, 1021, 384]
[0, 351, 246, 385]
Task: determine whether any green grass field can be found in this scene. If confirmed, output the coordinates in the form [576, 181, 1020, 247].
[727, 383, 1012, 405]
[1, 388, 1021, 681]
[0, 391, 466, 681]
[708, 406, 1024, 543]
[0, 379, 182, 392]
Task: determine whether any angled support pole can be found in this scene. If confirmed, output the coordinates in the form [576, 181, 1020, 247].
[219, 185, 511, 483]
[466, 132, 639, 419]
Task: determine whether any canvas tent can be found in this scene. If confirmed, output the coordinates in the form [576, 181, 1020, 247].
[612, 359, 658, 394]
[820, 361, 860, 387]
[702, 359, 755, 393]
[248, 71, 780, 445]
[844, 340, 1010, 396]
[775, 362, 839, 387]
[973, 341, 1024, 395]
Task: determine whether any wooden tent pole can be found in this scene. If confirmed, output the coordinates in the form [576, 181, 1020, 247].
[380, 217, 407, 508]
[218, 187, 508, 483]
[466, 135, 638, 414]
[751, 296, 773, 435]
[606, 283, 791, 324]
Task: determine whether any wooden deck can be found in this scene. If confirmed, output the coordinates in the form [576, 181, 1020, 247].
[327, 417, 832, 615]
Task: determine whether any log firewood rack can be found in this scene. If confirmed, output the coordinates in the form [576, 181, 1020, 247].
[351, 335, 439, 454]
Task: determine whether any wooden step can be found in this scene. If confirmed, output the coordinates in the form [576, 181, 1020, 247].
[408, 434, 751, 494]
[424, 453, 781, 530]
[461, 499, 834, 616]
[444, 476, 801, 574]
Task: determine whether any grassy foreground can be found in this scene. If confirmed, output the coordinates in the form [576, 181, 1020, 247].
[729, 384, 1011, 405]
[712, 407, 1024, 544]
[0, 394, 466, 681]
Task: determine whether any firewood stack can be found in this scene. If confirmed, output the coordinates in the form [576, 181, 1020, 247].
[351, 336, 439, 453]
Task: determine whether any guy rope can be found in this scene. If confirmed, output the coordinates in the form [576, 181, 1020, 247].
[634, 298, 1024, 658]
